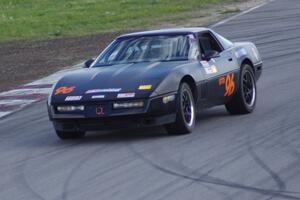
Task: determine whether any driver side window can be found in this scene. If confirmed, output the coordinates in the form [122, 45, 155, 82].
[198, 32, 222, 60]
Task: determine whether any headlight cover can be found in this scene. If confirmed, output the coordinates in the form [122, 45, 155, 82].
[113, 101, 144, 109]
[56, 105, 84, 112]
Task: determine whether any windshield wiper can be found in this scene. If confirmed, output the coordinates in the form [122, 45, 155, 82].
[93, 59, 187, 67]
[159, 58, 189, 62]
[124, 60, 152, 64]
[94, 60, 153, 67]
[92, 63, 115, 67]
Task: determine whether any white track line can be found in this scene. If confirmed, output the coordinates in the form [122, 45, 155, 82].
[0, 112, 11, 118]
[0, 99, 35, 105]
[0, 88, 51, 96]
[211, 0, 273, 28]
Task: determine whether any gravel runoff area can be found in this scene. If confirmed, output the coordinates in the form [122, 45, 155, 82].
[0, 0, 265, 93]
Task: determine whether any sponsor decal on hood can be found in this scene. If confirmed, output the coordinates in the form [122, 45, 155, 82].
[91, 95, 105, 99]
[117, 93, 135, 98]
[86, 88, 122, 94]
[65, 96, 82, 101]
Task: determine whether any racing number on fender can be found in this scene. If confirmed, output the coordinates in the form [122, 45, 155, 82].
[219, 73, 235, 97]
[55, 86, 75, 95]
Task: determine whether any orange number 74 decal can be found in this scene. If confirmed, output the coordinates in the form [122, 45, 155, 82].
[219, 73, 235, 97]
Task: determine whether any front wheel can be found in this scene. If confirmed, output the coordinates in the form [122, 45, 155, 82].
[56, 130, 86, 139]
[225, 64, 257, 114]
[165, 83, 196, 135]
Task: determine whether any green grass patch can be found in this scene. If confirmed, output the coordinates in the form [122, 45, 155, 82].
[0, 0, 236, 42]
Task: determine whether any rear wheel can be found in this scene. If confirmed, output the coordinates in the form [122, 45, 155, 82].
[56, 130, 86, 139]
[225, 64, 257, 114]
[165, 83, 196, 135]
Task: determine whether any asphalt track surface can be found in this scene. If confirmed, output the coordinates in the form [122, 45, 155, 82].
[1, 0, 300, 199]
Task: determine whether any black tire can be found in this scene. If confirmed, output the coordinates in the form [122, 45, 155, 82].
[56, 130, 85, 139]
[165, 83, 196, 135]
[225, 64, 257, 114]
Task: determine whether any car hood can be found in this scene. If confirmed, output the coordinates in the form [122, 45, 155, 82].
[51, 61, 190, 104]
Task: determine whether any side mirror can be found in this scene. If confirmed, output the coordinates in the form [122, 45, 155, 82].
[84, 59, 94, 68]
[204, 50, 220, 61]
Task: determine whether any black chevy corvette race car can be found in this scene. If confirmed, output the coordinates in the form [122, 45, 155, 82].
[48, 27, 262, 139]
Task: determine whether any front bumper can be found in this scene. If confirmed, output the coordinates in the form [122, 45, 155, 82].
[48, 93, 177, 132]
[52, 113, 176, 132]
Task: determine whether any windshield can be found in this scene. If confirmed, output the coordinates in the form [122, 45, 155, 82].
[93, 34, 199, 66]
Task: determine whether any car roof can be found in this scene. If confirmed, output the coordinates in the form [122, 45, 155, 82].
[118, 27, 210, 38]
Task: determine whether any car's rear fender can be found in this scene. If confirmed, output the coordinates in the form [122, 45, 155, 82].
[233, 42, 262, 80]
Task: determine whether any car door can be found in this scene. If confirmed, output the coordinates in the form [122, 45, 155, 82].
[198, 31, 237, 106]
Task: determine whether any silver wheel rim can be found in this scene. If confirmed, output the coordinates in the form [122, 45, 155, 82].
[181, 90, 195, 127]
[243, 71, 256, 107]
